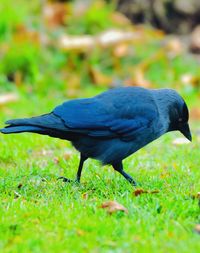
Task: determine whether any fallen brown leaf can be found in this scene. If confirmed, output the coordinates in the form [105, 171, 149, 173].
[59, 34, 94, 52]
[59, 29, 141, 52]
[0, 93, 19, 106]
[65, 74, 81, 98]
[63, 150, 73, 160]
[181, 74, 199, 87]
[194, 224, 200, 234]
[113, 43, 129, 58]
[43, 2, 69, 28]
[125, 68, 151, 88]
[82, 192, 89, 200]
[151, 190, 160, 194]
[134, 189, 148, 196]
[53, 157, 59, 164]
[100, 200, 128, 214]
[133, 189, 160, 196]
[89, 67, 112, 86]
[190, 25, 200, 53]
[191, 108, 200, 120]
[97, 29, 138, 48]
[165, 37, 183, 57]
[14, 25, 42, 45]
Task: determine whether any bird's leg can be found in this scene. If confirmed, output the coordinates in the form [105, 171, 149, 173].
[75, 154, 87, 183]
[58, 153, 87, 183]
[112, 161, 137, 186]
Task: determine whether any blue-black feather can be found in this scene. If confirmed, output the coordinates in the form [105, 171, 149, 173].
[1, 87, 186, 165]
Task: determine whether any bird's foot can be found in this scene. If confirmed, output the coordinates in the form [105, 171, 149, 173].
[130, 179, 137, 187]
[57, 176, 73, 183]
[131, 181, 138, 187]
[57, 177, 80, 184]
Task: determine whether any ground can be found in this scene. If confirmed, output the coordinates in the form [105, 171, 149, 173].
[0, 1, 200, 251]
[0, 91, 199, 253]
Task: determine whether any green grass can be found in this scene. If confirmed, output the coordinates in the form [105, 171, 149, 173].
[0, 92, 199, 253]
[0, 0, 200, 251]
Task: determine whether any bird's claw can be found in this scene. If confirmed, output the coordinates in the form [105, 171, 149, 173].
[57, 176, 72, 183]
[131, 180, 137, 187]
[57, 177, 80, 184]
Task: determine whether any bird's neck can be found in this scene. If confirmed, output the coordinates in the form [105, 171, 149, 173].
[152, 89, 177, 133]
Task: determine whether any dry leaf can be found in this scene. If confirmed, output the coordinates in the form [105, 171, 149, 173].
[66, 74, 81, 98]
[133, 189, 160, 196]
[0, 93, 19, 105]
[63, 151, 73, 160]
[82, 192, 88, 200]
[194, 224, 200, 234]
[59, 28, 141, 52]
[134, 189, 148, 196]
[151, 190, 160, 194]
[89, 67, 112, 86]
[97, 29, 138, 48]
[113, 43, 129, 58]
[191, 108, 200, 120]
[100, 201, 128, 214]
[14, 71, 23, 86]
[43, 2, 69, 28]
[165, 37, 183, 57]
[53, 157, 59, 164]
[125, 68, 151, 88]
[190, 25, 200, 53]
[59, 35, 94, 52]
[181, 74, 199, 87]
[181, 74, 194, 84]
[172, 138, 190, 145]
[14, 25, 42, 45]
[133, 68, 151, 88]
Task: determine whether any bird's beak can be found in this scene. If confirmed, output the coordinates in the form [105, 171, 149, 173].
[180, 123, 192, 141]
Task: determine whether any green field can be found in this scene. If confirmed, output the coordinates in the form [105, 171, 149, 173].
[0, 90, 199, 253]
[0, 0, 200, 252]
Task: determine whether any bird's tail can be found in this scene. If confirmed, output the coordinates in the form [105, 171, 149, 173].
[0, 125, 45, 134]
[0, 113, 67, 137]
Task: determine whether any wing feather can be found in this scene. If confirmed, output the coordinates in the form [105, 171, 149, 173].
[53, 89, 157, 141]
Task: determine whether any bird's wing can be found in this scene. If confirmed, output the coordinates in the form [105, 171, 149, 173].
[53, 95, 157, 141]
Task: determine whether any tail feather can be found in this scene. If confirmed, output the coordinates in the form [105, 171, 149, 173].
[0, 123, 77, 141]
[0, 113, 77, 140]
[4, 113, 67, 131]
[0, 125, 45, 134]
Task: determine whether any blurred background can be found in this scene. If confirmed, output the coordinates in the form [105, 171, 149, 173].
[0, 0, 199, 123]
[0, 2, 200, 252]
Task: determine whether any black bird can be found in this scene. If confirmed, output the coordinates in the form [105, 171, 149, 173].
[0, 87, 192, 185]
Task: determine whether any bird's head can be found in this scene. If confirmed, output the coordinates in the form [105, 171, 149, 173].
[166, 90, 192, 141]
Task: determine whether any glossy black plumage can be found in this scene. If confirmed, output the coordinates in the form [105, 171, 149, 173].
[0, 87, 192, 185]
